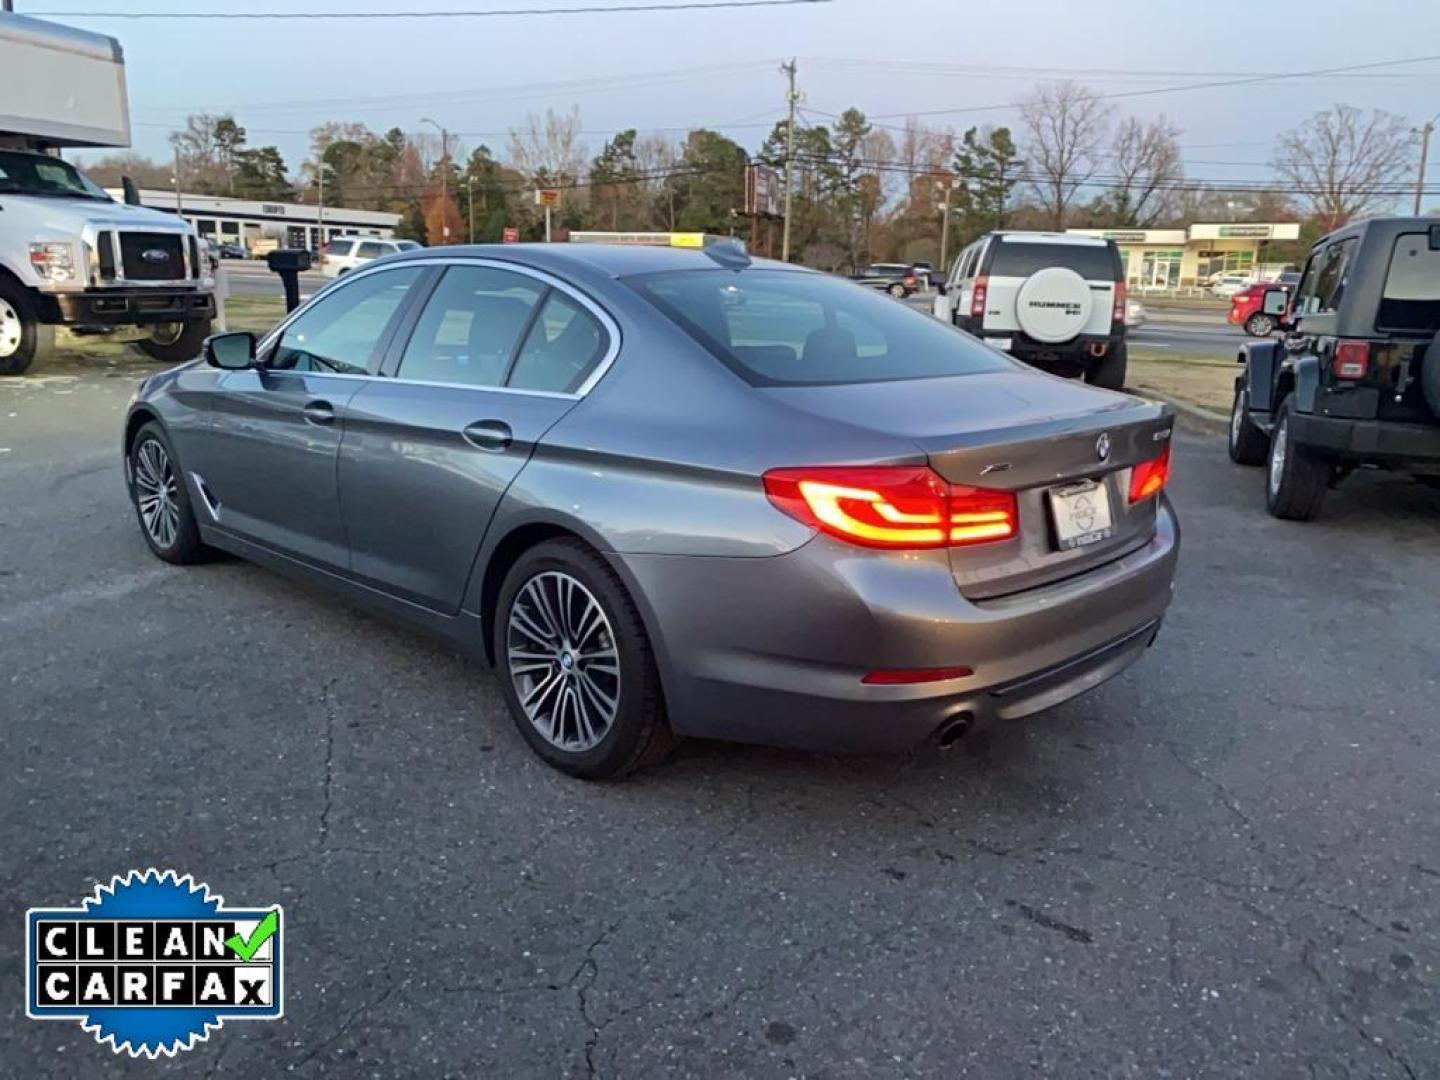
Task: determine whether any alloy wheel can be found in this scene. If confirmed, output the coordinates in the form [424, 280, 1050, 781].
[0, 299, 22, 359]
[149, 323, 184, 346]
[133, 438, 181, 549]
[506, 571, 620, 753]
[1269, 414, 1288, 495]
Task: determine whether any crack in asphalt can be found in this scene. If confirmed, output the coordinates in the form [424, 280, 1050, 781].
[318, 676, 338, 846]
[291, 977, 410, 1072]
[1299, 938, 1419, 1080]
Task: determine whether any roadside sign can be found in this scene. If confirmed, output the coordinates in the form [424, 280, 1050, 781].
[502, 227, 519, 244]
[534, 189, 561, 207]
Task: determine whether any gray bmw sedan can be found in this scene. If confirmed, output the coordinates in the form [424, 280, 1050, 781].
[123, 242, 1179, 779]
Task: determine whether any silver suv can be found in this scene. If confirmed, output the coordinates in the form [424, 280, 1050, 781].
[933, 231, 1128, 389]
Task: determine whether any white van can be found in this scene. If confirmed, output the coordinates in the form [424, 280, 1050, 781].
[320, 236, 422, 278]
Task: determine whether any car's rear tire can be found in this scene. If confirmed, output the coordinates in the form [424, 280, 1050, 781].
[128, 421, 212, 564]
[1085, 342, 1127, 390]
[0, 276, 56, 376]
[1244, 313, 1276, 337]
[1265, 398, 1329, 521]
[1228, 386, 1268, 465]
[135, 318, 212, 364]
[495, 539, 676, 780]
[1421, 330, 1440, 421]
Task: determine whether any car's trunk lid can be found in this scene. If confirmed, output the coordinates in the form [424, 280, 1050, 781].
[764, 370, 1174, 599]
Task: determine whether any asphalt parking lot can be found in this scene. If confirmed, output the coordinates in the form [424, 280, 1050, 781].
[2, 350, 1439, 1078]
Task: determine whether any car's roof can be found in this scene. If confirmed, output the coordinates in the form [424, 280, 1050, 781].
[992, 231, 1110, 247]
[396, 242, 800, 278]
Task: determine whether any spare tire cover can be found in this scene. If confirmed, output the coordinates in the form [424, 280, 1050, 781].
[1015, 267, 1094, 344]
[1423, 334, 1440, 421]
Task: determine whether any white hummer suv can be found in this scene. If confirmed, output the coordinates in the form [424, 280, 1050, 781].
[0, 148, 214, 376]
[933, 231, 1128, 389]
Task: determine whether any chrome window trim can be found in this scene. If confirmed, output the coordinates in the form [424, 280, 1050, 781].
[257, 255, 621, 399]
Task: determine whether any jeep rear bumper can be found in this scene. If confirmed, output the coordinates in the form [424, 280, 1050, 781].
[35, 289, 215, 327]
[1291, 413, 1440, 467]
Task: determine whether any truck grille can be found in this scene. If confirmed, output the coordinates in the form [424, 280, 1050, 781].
[119, 233, 185, 281]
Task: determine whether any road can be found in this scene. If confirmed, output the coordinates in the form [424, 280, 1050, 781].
[219, 260, 326, 301]
[2, 352, 1438, 1078]
[1131, 306, 1249, 361]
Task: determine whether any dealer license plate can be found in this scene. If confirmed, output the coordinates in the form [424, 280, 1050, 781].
[1048, 479, 1113, 550]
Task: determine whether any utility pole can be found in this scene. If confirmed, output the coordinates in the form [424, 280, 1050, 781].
[172, 145, 182, 215]
[421, 117, 451, 243]
[780, 59, 799, 263]
[937, 179, 956, 272]
[316, 161, 326, 251]
[1415, 119, 1435, 216]
[466, 176, 475, 243]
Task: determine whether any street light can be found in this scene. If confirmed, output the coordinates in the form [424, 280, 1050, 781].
[935, 177, 960, 271]
[420, 117, 451, 243]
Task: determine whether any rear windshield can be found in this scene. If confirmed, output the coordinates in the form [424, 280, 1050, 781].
[987, 241, 1117, 281]
[1377, 232, 1440, 334]
[628, 269, 1013, 386]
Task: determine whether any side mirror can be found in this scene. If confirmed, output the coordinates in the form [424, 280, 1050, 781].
[1260, 288, 1289, 316]
[204, 331, 257, 370]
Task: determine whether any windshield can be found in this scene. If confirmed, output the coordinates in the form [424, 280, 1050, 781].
[629, 268, 1013, 386]
[0, 150, 110, 200]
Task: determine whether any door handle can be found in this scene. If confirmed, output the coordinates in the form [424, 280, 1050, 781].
[302, 400, 336, 426]
[462, 419, 513, 451]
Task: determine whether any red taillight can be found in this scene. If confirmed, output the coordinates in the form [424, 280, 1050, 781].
[762, 466, 1018, 550]
[971, 276, 988, 319]
[1333, 340, 1370, 380]
[1128, 442, 1172, 504]
[1112, 279, 1127, 324]
[904, 273, 916, 287]
[862, 665, 973, 685]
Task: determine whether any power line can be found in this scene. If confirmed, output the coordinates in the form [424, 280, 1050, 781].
[33, 0, 831, 17]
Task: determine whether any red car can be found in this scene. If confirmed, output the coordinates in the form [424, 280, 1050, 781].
[1227, 275, 1299, 336]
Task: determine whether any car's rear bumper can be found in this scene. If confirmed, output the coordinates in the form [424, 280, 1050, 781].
[612, 496, 1180, 753]
[1291, 413, 1440, 466]
[38, 288, 215, 327]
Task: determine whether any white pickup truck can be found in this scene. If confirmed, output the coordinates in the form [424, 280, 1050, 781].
[0, 12, 214, 376]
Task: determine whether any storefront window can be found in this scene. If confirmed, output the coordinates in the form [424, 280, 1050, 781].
[1139, 250, 1183, 288]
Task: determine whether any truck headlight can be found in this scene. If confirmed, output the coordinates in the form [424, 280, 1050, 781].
[29, 243, 77, 283]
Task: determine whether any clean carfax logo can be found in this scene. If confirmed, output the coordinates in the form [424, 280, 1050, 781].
[25, 869, 283, 1058]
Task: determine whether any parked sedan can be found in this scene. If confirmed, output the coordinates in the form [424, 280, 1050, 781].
[123, 243, 1180, 779]
[851, 262, 921, 298]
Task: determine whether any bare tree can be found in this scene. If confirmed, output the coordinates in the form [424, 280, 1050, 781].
[1020, 81, 1111, 230]
[507, 106, 587, 186]
[1272, 105, 1415, 231]
[1098, 115, 1183, 227]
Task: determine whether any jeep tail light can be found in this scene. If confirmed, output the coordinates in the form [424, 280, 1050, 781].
[1128, 442, 1172, 504]
[971, 276, 988, 319]
[1113, 280, 1127, 323]
[763, 466, 1018, 550]
[1333, 340, 1369, 380]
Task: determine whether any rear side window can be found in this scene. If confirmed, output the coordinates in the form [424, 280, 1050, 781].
[987, 241, 1117, 281]
[1378, 232, 1440, 334]
[326, 239, 354, 257]
[508, 292, 608, 393]
[397, 265, 544, 387]
[1297, 239, 1355, 316]
[630, 269, 1012, 386]
[357, 241, 386, 259]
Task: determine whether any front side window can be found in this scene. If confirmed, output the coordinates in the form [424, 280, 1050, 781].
[630, 269, 1013, 386]
[397, 265, 544, 388]
[270, 266, 423, 375]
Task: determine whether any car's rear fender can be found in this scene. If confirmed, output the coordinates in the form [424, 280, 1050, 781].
[1241, 339, 1285, 412]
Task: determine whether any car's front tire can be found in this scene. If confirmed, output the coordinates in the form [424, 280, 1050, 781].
[128, 421, 212, 564]
[1265, 398, 1329, 521]
[495, 539, 676, 780]
[1244, 313, 1276, 337]
[1228, 386, 1268, 465]
[0, 276, 56, 376]
[887, 283, 907, 298]
[1085, 341, 1127, 390]
[135, 319, 213, 364]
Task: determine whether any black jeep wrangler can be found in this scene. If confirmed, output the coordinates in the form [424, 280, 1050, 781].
[1228, 217, 1440, 520]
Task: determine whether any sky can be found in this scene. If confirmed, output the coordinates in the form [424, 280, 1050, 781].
[27, 0, 1440, 199]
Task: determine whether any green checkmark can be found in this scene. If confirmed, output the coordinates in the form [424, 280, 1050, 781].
[225, 909, 279, 962]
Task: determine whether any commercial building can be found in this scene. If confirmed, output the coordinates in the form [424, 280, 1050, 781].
[1065, 222, 1302, 289]
[105, 189, 401, 252]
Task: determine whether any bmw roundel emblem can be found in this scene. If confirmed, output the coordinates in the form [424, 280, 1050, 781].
[1096, 432, 1111, 462]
